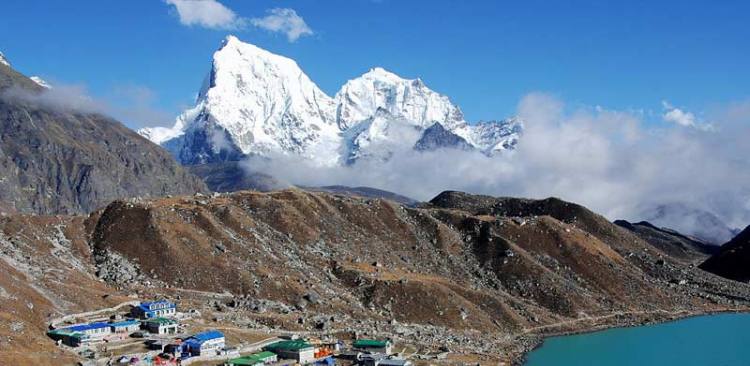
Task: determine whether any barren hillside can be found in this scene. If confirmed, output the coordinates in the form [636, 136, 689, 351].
[1, 189, 749, 365]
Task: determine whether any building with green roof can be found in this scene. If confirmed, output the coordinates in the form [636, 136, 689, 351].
[142, 317, 178, 335]
[353, 339, 393, 355]
[225, 351, 278, 366]
[264, 340, 316, 364]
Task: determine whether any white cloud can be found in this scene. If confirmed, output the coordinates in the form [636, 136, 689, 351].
[662, 101, 714, 131]
[0, 82, 174, 130]
[164, 1, 314, 42]
[243, 94, 750, 243]
[250, 8, 314, 42]
[165, 0, 246, 30]
[1, 83, 105, 113]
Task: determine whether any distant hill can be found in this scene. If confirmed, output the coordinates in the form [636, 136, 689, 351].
[614, 220, 718, 263]
[700, 226, 750, 283]
[304, 185, 419, 206]
[188, 161, 290, 193]
[0, 58, 206, 214]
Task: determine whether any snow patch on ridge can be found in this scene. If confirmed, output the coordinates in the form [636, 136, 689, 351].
[0, 52, 10, 67]
[29, 76, 51, 89]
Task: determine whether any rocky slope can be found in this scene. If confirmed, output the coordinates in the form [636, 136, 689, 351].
[1, 189, 749, 365]
[139, 36, 522, 167]
[700, 226, 750, 283]
[614, 220, 718, 264]
[0, 57, 206, 215]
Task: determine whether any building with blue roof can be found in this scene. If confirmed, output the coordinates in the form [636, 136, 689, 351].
[48, 319, 144, 347]
[48, 322, 112, 347]
[181, 330, 225, 358]
[65, 322, 111, 336]
[130, 299, 177, 319]
[110, 319, 141, 334]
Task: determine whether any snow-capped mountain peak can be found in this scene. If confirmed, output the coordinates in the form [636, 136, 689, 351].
[334, 67, 465, 131]
[140, 36, 522, 167]
[143, 35, 340, 165]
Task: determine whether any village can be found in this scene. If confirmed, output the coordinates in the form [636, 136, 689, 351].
[46, 299, 417, 366]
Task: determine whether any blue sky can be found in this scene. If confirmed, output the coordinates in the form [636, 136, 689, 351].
[0, 0, 748, 129]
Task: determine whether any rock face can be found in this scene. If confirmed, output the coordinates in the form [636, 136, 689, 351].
[614, 220, 718, 263]
[414, 122, 473, 152]
[700, 226, 750, 283]
[0, 58, 206, 215]
[140, 36, 522, 167]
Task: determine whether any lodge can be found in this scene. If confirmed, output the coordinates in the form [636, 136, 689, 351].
[180, 330, 226, 358]
[130, 300, 177, 319]
[353, 339, 394, 355]
[263, 339, 317, 364]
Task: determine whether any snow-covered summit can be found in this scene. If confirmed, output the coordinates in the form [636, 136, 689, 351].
[143, 35, 340, 165]
[140, 36, 522, 166]
[335, 67, 465, 131]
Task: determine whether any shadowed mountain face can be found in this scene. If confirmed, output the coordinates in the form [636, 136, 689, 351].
[0, 62, 206, 215]
[700, 226, 750, 283]
[188, 161, 289, 193]
[413, 122, 474, 152]
[614, 220, 718, 263]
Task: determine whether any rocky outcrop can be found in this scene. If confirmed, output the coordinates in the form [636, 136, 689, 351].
[414, 122, 473, 152]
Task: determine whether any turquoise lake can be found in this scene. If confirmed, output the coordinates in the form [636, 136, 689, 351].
[524, 313, 750, 366]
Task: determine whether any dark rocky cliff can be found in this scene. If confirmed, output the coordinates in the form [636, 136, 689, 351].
[700, 226, 750, 283]
[0, 61, 207, 215]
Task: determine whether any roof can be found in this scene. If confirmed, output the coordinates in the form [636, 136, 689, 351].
[65, 322, 110, 332]
[110, 320, 140, 327]
[353, 339, 390, 348]
[228, 351, 277, 365]
[187, 330, 224, 343]
[264, 340, 314, 352]
[143, 317, 177, 325]
[378, 359, 411, 366]
[139, 300, 176, 311]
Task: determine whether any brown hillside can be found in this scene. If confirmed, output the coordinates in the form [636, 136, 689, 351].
[2, 190, 750, 365]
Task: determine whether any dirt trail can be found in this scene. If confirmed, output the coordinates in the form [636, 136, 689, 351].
[49, 299, 140, 328]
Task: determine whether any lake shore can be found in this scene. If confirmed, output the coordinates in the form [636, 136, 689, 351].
[509, 307, 750, 366]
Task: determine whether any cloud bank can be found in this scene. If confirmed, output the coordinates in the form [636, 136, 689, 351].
[244, 93, 750, 243]
[165, 0, 313, 42]
[1, 82, 173, 129]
